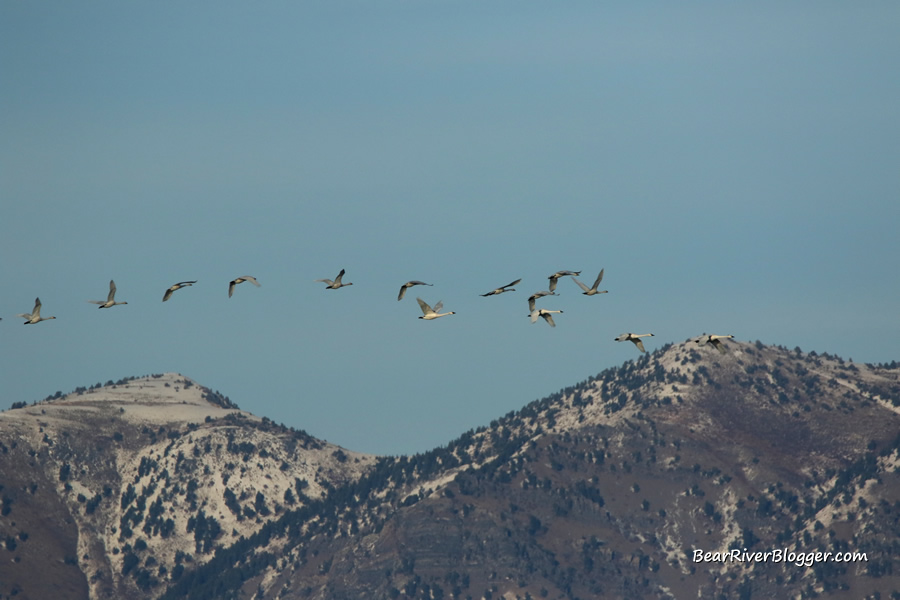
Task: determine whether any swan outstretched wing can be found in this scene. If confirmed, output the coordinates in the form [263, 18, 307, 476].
[416, 297, 433, 316]
[572, 277, 591, 293]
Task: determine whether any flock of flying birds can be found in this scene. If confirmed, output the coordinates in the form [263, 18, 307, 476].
[9, 268, 735, 355]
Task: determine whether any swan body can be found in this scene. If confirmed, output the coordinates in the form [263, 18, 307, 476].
[615, 333, 654, 353]
[417, 298, 455, 320]
[530, 308, 563, 327]
[398, 280, 432, 301]
[696, 334, 734, 353]
[89, 280, 127, 308]
[18, 297, 56, 324]
[481, 278, 522, 297]
[316, 269, 353, 290]
[163, 281, 197, 302]
[229, 276, 261, 298]
[548, 270, 580, 293]
[572, 269, 607, 296]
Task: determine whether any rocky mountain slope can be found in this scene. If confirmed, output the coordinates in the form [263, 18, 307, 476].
[0, 374, 374, 600]
[2, 341, 899, 600]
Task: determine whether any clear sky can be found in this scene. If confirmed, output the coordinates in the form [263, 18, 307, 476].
[2, 2, 898, 456]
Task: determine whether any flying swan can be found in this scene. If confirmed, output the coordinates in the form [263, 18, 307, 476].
[18, 298, 56, 324]
[229, 276, 261, 298]
[315, 269, 353, 290]
[163, 281, 197, 302]
[481, 279, 522, 297]
[548, 270, 581, 293]
[695, 334, 734, 353]
[417, 298, 455, 320]
[572, 270, 608, 296]
[89, 280, 128, 308]
[530, 308, 563, 327]
[398, 281, 432, 301]
[615, 333, 654, 353]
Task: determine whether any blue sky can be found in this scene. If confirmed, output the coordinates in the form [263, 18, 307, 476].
[2, 2, 898, 455]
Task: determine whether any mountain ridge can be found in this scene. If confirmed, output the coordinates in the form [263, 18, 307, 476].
[2, 341, 899, 599]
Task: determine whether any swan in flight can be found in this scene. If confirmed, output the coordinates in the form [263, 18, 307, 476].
[18, 298, 56, 324]
[530, 308, 563, 328]
[481, 278, 522, 297]
[229, 276, 261, 298]
[163, 281, 197, 302]
[527, 290, 557, 313]
[417, 298, 455, 320]
[316, 269, 353, 290]
[89, 280, 128, 308]
[572, 270, 607, 296]
[548, 270, 580, 293]
[696, 334, 734, 353]
[398, 281, 432, 301]
[615, 333, 654, 353]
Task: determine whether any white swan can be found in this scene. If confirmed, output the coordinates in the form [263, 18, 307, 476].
[696, 334, 734, 353]
[530, 308, 563, 327]
[89, 280, 128, 308]
[572, 270, 607, 296]
[398, 280, 432, 301]
[18, 297, 56, 324]
[316, 269, 353, 290]
[417, 298, 455, 320]
[548, 270, 580, 292]
[229, 276, 261, 298]
[481, 278, 522, 297]
[162, 281, 197, 302]
[615, 333, 654, 353]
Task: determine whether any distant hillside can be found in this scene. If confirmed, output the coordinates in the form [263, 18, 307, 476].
[0, 374, 374, 600]
[2, 342, 899, 600]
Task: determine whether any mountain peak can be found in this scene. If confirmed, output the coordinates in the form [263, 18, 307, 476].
[3, 342, 899, 599]
[4, 373, 250, 430]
